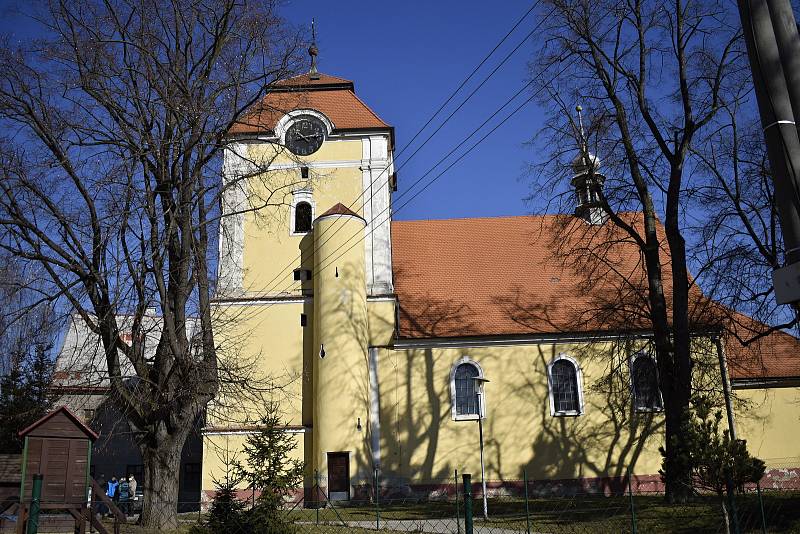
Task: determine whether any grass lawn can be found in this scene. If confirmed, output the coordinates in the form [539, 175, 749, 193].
[91, 492, 800, 533]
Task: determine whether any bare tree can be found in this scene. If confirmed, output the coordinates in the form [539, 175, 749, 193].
[0, 0, 304, 527]
[528, 0, 743, 501]
[691, 103, 800, 340]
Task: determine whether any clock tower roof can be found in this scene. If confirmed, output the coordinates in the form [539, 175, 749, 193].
[229, 71, 390, 136]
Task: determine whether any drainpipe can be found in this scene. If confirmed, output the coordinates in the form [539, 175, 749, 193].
[714, 335, 738, 440]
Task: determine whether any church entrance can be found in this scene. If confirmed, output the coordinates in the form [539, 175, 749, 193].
[327, 452, 350, 501]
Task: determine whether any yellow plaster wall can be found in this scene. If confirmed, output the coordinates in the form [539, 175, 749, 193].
[375, 342, 665, 483]
[241, 139, 366, 295]
[210, 301, 310, 428]
[202, 432, 306, 491]
[734, 387, 800, 466]
[367, 299, 396, 346]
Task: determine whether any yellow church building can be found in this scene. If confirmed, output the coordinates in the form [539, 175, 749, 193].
[203, 68, 800, 502]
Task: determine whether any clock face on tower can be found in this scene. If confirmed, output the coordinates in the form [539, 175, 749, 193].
[284, 116, 326, 156]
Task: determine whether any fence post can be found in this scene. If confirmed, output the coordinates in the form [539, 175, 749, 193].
[314, 470, 320, 525]
[462, 473, 473, 534]
[756, 481, 767, 534]
[627, 468, 637, 534]
[26, 474, 42, 534]
[374, 467, 380, 531]
[455, 469, 460, 534]
[524, 470, 531, 534]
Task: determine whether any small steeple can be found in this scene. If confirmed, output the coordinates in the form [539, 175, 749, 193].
[570, 105, 606, 225]
[308, 19, 320, 80]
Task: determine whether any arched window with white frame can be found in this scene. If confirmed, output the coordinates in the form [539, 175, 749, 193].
[450, 358, 485, 421]
[290, 190, 314, 235]
[630, 352, 662, 411]
[547, 355, 584, 416]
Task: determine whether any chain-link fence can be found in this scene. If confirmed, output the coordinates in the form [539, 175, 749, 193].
[3, 477, 799, 533]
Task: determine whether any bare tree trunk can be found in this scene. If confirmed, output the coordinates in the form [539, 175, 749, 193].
[139, 426, 188, 529]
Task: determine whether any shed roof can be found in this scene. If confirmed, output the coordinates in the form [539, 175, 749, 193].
[19, 406, 99, 441]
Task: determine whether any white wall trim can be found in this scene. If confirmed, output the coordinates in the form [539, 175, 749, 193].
[393, 331, 660, 349]
[449, 356, 487, 422]
[547, 353, 585, 417]
[218, 142, 249, 297]
[211, 296, 311, 306]
[368, 347, 381, 469]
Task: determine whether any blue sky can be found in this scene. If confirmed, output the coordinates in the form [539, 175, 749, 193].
[280, 1, 545, 221]
[0, 1, 547, 222]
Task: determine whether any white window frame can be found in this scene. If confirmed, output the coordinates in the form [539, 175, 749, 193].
[629, 350, 664, 413]
[547, 353, 585, 417]
[290, 190, 315, 236]
[449, 356, 486, 422]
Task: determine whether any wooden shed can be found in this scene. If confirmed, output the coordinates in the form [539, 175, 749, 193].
[18, 406, 98, 507]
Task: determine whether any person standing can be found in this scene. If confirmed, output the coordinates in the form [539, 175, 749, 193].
[118, 477, 130, 516]
[95, 474, 108, 517]
[128, 475, 138, 513]
[106, 476, 118, 516]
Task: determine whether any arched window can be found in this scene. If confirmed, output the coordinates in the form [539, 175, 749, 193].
[548, 356, 583, 416]
[450, 358, 484, 420]
[295, 201, 312, 233]
[631, 354, 662, 411]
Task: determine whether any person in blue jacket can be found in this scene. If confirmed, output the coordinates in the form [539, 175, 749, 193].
[105, 477, 119, 517]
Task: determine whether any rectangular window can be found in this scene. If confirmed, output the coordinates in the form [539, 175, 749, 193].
[300, 314, 308, 327]
[301, 166, 309, 179]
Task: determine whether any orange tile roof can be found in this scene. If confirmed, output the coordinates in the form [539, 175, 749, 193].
[391, 215, 800, 380]
[722, 311, 800, 381]
[229, 72, 389, 135]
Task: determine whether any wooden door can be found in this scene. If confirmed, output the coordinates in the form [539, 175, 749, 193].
[327, 452, 349, 500]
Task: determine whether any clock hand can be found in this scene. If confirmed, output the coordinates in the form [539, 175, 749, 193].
[295, 132, 311, 142]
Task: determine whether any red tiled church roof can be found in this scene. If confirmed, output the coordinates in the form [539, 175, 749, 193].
[229, 72, 389, 135]
[391, 215, 800, 381]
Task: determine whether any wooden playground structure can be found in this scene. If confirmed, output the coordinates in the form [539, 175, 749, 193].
[0, 407, 126, 534]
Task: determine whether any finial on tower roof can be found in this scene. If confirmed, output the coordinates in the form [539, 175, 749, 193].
[308, 19, 320, 79]
[571, 104, 599, 174]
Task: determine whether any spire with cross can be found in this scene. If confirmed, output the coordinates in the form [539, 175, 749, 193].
[308, 19, 320, 79]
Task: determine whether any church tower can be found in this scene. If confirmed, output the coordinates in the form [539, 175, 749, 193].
[209, 39, 397, 502]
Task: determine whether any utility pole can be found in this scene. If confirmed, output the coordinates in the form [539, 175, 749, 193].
[737, 0, 800, 304]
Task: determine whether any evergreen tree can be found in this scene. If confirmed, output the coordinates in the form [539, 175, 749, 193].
[661, 395, 765, 534]
[0, 344, 53, 453]
[235, 401, 304, 533]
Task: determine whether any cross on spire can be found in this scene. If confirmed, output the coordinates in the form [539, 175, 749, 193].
[308, 19, 319, 79]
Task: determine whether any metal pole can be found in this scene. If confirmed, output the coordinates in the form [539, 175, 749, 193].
[455, 469, 460, 534]
[627, 469, 637, 534]
[462, 473, 474, 534]
[714, 336, 738, 440]
[315, 470, 320, 525]
[477, 391, 488, 521]
[374, 467, 380, 531]
[26, 474, 42, 534]
[757, 481, 767, 534]
[765, 0, 800, 127]
[523, 470, 531, 534]
[737, 0, 800, 270]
